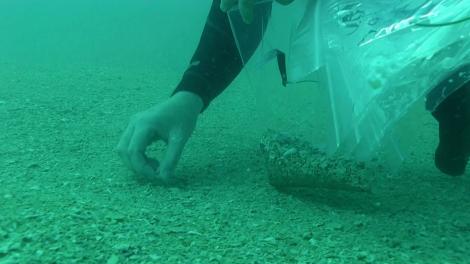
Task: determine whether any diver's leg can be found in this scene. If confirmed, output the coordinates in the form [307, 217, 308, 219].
[433, 79, 470, 176]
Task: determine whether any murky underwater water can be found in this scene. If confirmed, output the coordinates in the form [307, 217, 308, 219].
[1, 0, 470, 263]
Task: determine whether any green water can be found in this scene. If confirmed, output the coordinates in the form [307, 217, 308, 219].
[1, 1, 470, 263]
[0, 0, 210, 69]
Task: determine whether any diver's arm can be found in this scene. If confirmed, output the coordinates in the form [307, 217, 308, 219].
[172, 0, 268, 112]
[117, 0, 268, 181]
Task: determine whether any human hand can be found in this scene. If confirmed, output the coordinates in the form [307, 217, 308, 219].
[116, 92, 203, 183]
[220, 0, 295, 24]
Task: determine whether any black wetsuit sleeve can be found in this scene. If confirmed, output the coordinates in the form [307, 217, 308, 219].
[171, 0, 269, 112]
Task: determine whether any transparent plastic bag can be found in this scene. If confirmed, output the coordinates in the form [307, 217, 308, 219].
[229, 0, 470, 164]
[320, 0, 470, 160]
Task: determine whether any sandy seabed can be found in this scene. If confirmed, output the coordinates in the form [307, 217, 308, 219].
[1, 63, 470, 264]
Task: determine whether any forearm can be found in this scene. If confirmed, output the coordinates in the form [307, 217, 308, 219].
[172, 0, 270, 112]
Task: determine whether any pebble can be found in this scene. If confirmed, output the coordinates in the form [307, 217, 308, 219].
[330, 223, 344, 231]
[261, 237, 276, 244]
[22, 234, 34, 243]
[357, 251, 368, 260]
[302, 231, 313, 240]
[354, 220, 365, 228]
[5, 159, 17, 165]
[114, 243, 131, 252]
[388, 239, 402, 248]
[0, 244, 9, 257]
[282, 147, 298, 158]
[187, 230, 202, 236]
[27, 163, 41, 169]
[308, 238, 318, 246]
[29, 186, 40, 191]
[356, 251, 375, 262]
[107, 254, 119, 264]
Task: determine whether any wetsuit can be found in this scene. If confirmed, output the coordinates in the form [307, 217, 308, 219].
[172, 0, 270, 111]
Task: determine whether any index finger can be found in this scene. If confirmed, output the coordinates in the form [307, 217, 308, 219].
[116, 121, 135, 170]
[128, 126, 159, 178]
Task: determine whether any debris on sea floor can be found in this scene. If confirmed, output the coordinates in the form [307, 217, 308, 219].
[260, 130, 375, 192]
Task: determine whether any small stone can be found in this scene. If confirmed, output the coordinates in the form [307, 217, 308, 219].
[356, 251, 374, 262]
[22, 234, 34, 243]
[0, 244, 10, 256]
[354, 220, 365, 228]
[308, 238, 318, 246]
[302, 231, 312, 240]
[262, 237, 276, 244]
[48, 245, 61, 251]
[388, 239, 401, 248]
[29, 186, 40, 191]
[409, 244, 419, 250]
[187, 230, 202, 236]
[331, 223, 344, 231]
[27, 163, 40, 169]
[106, 212, 125, 223]
[5, 159, 17, 165]
[8, 242, 20, 251]
[114, 243, 130, 252]
[282, 148, 298, 158]
[106, 254, 119, 264]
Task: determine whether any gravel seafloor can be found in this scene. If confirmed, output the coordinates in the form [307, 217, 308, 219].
[1, 64, 470, 264]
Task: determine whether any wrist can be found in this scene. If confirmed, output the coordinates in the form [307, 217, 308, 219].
[171, 91, 204, 113]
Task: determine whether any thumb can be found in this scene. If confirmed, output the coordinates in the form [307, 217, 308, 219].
[159, 130, 187, 180]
